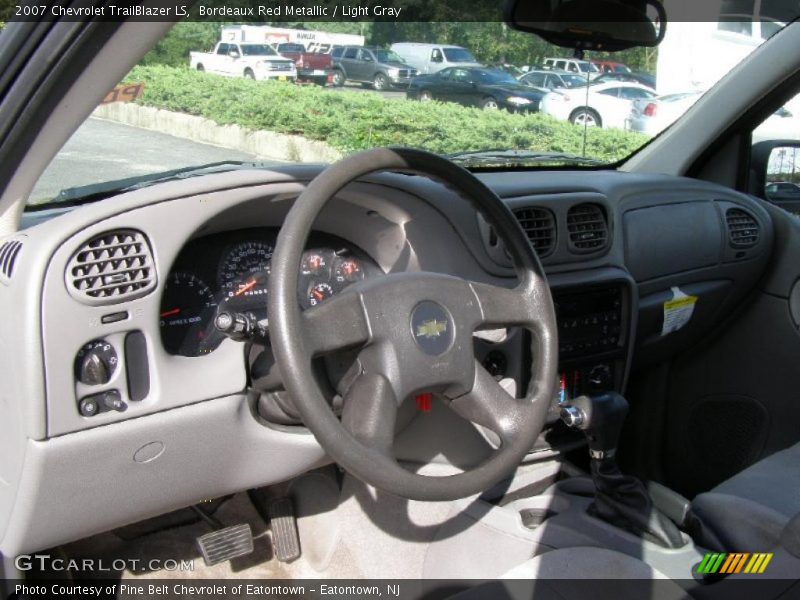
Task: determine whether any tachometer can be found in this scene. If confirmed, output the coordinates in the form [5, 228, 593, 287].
[159, 272, 219, 356]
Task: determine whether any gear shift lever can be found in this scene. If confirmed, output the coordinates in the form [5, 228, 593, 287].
[561, 392, 685, 549]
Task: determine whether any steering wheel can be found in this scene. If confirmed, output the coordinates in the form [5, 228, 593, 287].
[268, 147, 558, 501]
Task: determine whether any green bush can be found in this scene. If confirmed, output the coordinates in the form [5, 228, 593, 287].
[126, 65, 648, 162]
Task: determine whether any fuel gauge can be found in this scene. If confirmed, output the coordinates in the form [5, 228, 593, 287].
[334, 257, 364, 285]
[301, 252, 328, 276]
[307, 282, 334, 307]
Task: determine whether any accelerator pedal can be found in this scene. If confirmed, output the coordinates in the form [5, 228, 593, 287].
[269, 497, 301, 562]
[196, 523, 254, 566]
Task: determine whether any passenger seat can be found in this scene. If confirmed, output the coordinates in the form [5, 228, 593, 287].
[691, 442, 800, 551]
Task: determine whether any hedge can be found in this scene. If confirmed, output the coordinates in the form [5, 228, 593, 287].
[125, 65, 649, 162]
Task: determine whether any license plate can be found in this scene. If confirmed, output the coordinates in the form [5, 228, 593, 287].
[312, 70, 325, 75]
[278, 76, 286, 81]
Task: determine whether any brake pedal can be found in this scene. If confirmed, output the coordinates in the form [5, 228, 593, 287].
[196, 523, 254, 566]
[268, 497, 301, 562]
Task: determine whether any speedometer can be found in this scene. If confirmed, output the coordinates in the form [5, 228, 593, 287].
[218, 241, 273, 310]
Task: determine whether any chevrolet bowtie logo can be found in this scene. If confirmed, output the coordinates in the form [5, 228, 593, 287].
[416, 319, 448, 339]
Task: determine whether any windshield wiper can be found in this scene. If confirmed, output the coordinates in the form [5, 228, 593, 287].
[447, 149, 604, 168]
[30, 161, 268, 209]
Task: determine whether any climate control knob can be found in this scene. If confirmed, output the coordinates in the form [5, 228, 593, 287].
[588, 364, 612, 391]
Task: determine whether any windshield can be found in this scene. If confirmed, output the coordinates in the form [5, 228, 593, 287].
[375, 50, 405, 63]
[277, 44, 306, 53]
[475, 70, 519, 85]
[240, 44, 278, 56]
[26, 19, 793, 205]
[443, 48, 476, 62]
[578, 62, 600, 73]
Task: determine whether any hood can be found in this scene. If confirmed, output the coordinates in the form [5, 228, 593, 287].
[383, 61, 415, 69]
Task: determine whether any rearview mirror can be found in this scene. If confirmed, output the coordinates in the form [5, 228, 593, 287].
[228, 50, 240, 59]
[506, 0, 666, 52]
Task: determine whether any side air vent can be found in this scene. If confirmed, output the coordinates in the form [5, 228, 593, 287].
[512, 207, 556, 257]
[725, 208, 759, 248]
[0, 238, 23, 283]
[66, 230, 156, 304]
[566, 203, 608, 252]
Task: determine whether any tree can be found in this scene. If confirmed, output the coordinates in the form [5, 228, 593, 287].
[140, 22, 221, 68]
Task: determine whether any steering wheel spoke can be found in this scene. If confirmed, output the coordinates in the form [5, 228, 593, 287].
[447, 360, 526, 445]
[341, 371, 398, 455]
[469, 279, 539, 328]
[302, 290, 371, 355]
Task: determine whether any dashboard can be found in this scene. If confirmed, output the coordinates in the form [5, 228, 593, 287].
[0, 164, 778, 556]
[159, 229, 381, 356]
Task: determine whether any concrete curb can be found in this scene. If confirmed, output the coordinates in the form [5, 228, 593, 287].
[92, 102, 342, 163]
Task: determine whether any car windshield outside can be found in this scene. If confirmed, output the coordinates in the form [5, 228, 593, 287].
[239, 44, 278, 56]
[374, 49, 406, 63]
[277, 43, 306, 53]
[443, 47, 476, 62]
[474, 70, 519, 85]
[25, 19, 794, 206]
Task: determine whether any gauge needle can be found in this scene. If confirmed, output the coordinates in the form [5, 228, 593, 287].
[160, 308, 181, 318]
[312, 289, 325, 301]
[235, 278, 257, 296]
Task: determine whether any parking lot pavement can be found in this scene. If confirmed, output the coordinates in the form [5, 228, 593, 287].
[29, 118, 277, 204]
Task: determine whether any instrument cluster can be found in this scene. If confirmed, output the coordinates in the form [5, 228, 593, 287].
[159, 229, 380, 356]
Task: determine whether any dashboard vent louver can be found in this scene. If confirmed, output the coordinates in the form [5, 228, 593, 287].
[512, 207, 556, 257]
[0, 238, 23, 283]
[567, 203, 608, 252]
[66, 230, 156, 304]
[726, 208, 759, 248]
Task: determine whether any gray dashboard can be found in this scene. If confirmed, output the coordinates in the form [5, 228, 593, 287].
[0, 165, 773, 555]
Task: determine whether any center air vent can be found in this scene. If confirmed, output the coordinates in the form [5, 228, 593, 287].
[726, 208, 759, 248]
[567, 203, 608, 252]
[512, 207, 556, 257]
[66, 230, 156, 304]
[0, 238, 23, 283]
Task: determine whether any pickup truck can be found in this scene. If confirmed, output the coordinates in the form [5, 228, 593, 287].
[190, 42, 297, 82]
[274, 43, 332, 86]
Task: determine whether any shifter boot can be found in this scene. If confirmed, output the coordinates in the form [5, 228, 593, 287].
[589, 457, 685, 549]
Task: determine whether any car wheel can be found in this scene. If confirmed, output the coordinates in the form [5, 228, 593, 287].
[331, 69, 345, 87]
[481, 97, 499, 110]
[374, 73, 389, 91]
[196, 64, 205, 72]
[419, 90, 433, 102]
[570, 108, 602, 128]
[244, 69, 255, 80]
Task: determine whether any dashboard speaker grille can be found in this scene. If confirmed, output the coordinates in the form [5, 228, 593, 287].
[726, 208, 759, 248]
[0, 238, 23, 283]
[66, 230, 157, 304]
[567, 203, 608, 252]
[512, 207, 555, 257]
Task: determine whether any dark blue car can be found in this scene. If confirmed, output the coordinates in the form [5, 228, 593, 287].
[407, 67, 547, 112]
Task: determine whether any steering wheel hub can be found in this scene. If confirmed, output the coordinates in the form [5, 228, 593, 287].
[410, 300, 454, 356]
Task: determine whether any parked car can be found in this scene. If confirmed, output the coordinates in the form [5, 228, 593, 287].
[189, 42, 297, 82]
[540, 81, 656, 128]
[765, 181, 800, 201]
[519, 69, 595, 91]
[590, 60, 632, 73]
[542, 57, 602, 79]
[594, 70, 657, 89]
[390, 43, 481, 75]
[627, 92, 703, 136]
[407, 67, 546, 112]
[274, 43, 332, 86]
[330, 46, 418, 90]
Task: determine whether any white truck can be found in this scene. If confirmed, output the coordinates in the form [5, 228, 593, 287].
[190, 41, 297, 82]
[221, 25, 365, 55]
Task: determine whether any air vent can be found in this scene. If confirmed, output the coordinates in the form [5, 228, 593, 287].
[567, 203, 608, 252]
[512, 207, 556, 257]
[0, 238, 23, 283]
[726, 208, 759, 248]
[66, 230, 156, 304]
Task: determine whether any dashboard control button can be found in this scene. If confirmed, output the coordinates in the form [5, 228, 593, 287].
[75, 339, 118, 385]
[78, 397, 100, 417]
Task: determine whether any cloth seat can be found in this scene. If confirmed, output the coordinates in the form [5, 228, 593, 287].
[691, 442, 800, 551]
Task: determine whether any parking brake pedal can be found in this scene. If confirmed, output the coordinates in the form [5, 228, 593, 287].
[194, 505, 254, 567]
[268, 497, 300, 562]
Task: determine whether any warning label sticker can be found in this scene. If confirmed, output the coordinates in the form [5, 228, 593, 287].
[662, 286, 698, 336]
